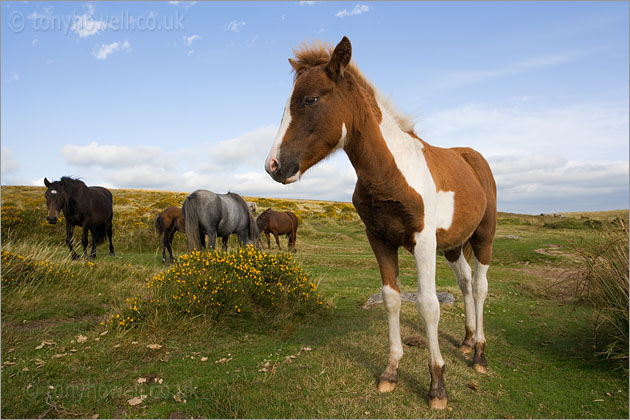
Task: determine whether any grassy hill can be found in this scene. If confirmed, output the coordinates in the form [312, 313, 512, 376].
[1, 185, 628, 418]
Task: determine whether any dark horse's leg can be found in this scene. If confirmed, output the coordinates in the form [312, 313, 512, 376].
[221, 236, 229, 252]
[167, 230, 176, 263]
[81, 226, 89, 258]
[264, 232, 271, 249]
[89, 228, 97, 259]
[107, 221, 115, 256]
[66, 222, 79, 260]
[273, 231, 281, 250]
[161, 230, 169, 264]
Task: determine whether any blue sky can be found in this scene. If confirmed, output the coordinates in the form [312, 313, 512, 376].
[2, 1, 628, 214]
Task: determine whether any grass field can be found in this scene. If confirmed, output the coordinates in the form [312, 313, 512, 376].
[1, 185, 628, 419]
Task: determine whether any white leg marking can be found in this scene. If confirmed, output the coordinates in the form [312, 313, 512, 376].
[413, 230, 444, 367]
[447, 252, 475, 336]
[382, 284, 403, 365]
[472, 257, 489, 344]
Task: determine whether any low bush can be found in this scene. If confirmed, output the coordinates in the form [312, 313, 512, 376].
[108, 246, 328, 328]
[0, 249, 75, 289]
[572, 221, 629, 363]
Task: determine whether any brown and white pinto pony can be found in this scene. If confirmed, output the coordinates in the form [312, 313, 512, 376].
[155, 206, 185, 264]
[264, 37, 496, 409]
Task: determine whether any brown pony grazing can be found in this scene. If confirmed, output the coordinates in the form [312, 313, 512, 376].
[264, 37, 496, 409]
[44, 177, 115, 260]
[256, 208, 298, 252]
[155, 206, 185, 264]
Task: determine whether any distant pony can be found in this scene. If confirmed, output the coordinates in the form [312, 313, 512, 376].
[155, 206, 185, 264]
[256, 208, 298, 252]
[182, 190, 259, 252]
[44, 177, 115, 259]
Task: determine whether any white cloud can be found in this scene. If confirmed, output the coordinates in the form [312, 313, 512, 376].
[488, 155, 629, 213]
[299, 1, 316, 5]
[437, 50, 590, 88]
[418, 101, 629, 162]
[335, 4, 369, 18]
[1, 148, 20, 175]
[208, 125, 277, 169]
[71, 6, 107, 38]
[62, 142, 162, 167]
[168, 1, 197, 8]
[183, 34, 201, 46]
[32, 38, 39, 46]
[92, 40, 131, 60]
[225, 20, 246, 33]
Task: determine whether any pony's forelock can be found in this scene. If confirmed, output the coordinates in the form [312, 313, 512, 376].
[291, 40, 417, 134]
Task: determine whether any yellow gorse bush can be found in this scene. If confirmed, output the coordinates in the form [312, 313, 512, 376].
[109, 245, 327, 328]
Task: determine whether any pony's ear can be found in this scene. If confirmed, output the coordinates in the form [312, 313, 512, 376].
[44, 177, 51, 188]
[326, 36, 352, 81]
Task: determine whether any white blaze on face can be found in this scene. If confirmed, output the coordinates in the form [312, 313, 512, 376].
[265, 84, 295, 173]
[376, 101, 454, 231]
[51, 190, 58, 194]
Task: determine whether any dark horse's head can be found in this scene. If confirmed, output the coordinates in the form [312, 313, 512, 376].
[44, 177, 68, 224]
[265, 36, 353, 184]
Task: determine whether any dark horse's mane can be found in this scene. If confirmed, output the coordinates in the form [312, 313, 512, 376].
[59, 176, 88, 191]
[255, 208, 273, 228]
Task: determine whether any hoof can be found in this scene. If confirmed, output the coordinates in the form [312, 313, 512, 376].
[429, 397, 448, 410]
[460, 344, 473, 354]
[377, 380, 397, 393]
[473, 364, 487, 374]
[109, 252, 116, 257]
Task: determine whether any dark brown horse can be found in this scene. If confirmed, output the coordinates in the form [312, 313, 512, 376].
[264, 37, 496, 409]
[255, 208, 298, 252]
[155, 206, 185, 264]
[44, 177, 115, 260]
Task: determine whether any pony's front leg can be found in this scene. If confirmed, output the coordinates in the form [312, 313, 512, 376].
[273, 232, 281, 249]
[413, 230, 447, 409]
[81, 227, 89, 258]
[89, 228, 97, 259]
[221, 236, 229, 252]
[65, 222, 79, 260]
[366, 230, 402, 393]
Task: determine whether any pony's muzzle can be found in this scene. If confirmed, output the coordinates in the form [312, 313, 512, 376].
[47, 216, 58, 224]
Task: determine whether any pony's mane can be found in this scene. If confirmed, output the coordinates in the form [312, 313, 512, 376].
[60, 176, 87, 187]
[292, 41, 416, 133]
[256, 208, 273, 228]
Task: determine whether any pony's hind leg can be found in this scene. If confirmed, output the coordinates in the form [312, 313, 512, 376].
[444, 246, 475, 353]
[107, 222, 115, 256]
[366, 230, 402, 394]
[221, 236, 229, 252]
[167, 230, 176, 263]
[468, 229, 493, 374]
[273, 232, 281, 249]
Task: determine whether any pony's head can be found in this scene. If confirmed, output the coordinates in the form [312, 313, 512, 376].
[44, 177, 68, 224]
[265, 36, 354, 184]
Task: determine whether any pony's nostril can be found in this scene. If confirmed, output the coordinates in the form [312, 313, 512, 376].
[269, 157, 280, 172]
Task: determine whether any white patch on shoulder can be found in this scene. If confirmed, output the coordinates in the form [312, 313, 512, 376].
[51, 190, 58, 194]
[377, 101, 454, 231]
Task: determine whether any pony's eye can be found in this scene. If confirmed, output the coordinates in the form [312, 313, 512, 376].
[303, 96, 318, 106]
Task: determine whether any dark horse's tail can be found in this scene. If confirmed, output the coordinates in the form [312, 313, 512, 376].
[182, 195, 202, 252]
[155, 214, 165, 235]
[93, 223, 107, 245]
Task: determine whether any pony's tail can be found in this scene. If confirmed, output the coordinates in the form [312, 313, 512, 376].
[155, 214, 165, 235]
[183, 198, 201, 252]
[93, 224, 107, 245]
[463, 241, 474, 261]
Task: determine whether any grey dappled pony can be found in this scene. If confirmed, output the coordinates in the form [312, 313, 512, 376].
[182, 190, 259, 252]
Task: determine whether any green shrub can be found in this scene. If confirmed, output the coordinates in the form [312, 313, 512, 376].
[109, 246, 328, 328]
[1, 249, 75, 289]
[572, 222, 629, 363]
